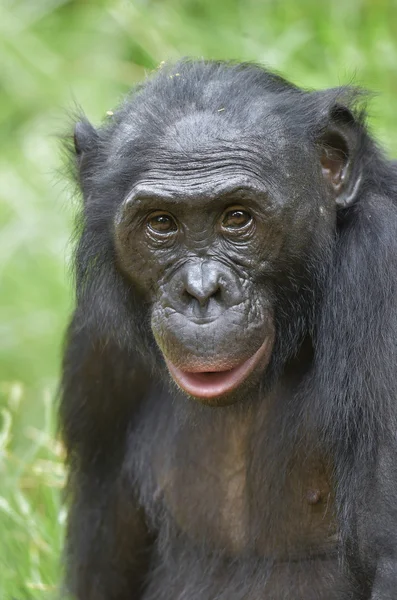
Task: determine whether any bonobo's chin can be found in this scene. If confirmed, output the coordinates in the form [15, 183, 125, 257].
[165, 339, 272, 406]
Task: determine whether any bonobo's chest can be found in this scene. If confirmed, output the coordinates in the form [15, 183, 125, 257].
[146, 401, 338, 559]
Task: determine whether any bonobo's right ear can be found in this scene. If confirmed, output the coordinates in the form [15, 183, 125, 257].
[73, 120, 99, 163]
[317, 102, 364, 208]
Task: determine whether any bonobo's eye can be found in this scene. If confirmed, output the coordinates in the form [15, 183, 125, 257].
[221, 206, 253, 231]
[147, 211, 178, 234]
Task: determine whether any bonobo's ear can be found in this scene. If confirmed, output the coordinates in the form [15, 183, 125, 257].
[73, 120, 99, 162]
[318, 105, 362, 208]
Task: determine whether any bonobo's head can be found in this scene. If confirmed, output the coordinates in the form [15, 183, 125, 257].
[72, 61, 365, 406]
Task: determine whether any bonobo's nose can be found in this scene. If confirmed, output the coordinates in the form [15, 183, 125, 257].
[170, 259, 243, 318]
[182, 261, 222, 307]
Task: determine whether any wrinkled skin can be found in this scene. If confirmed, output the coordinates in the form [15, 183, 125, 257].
[61, 60, 397, 600]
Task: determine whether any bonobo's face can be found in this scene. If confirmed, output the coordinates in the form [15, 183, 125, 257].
[114, 112, 334, 405]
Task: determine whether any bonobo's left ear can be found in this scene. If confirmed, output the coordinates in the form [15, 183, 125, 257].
[318, 104, 362, 208]
[73, 120, 99, 169]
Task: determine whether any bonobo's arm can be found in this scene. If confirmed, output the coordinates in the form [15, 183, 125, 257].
[60, 318, 153, 599]
[65, 472, 152, 600]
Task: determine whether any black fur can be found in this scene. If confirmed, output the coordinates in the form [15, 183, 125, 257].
[61, 60, 397, 599]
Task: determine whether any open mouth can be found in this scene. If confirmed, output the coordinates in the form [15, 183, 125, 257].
[165, 339, 270, 399]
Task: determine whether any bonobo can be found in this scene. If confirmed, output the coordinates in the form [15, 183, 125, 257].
[61, 60, 397, 599]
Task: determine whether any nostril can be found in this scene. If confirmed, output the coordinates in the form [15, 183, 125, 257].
[211, 287, 222, 303]
[182, 285, 222, 309]
[189, 285, 222, 305]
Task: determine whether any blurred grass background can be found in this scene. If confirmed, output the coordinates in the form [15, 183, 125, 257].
[1, 0, 397, 597]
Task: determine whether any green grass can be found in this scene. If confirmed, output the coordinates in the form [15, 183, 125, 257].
[0, 383, 65, 598]
[1, 0, 397, 596]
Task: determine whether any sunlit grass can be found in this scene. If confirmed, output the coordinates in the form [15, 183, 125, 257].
[0, 382, 65, 598]
[1, 0, 397, 595]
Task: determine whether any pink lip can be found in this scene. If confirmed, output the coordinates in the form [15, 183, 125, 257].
[165, 339, 270, 399]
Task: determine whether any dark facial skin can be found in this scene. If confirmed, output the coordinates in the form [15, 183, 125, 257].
[114, 113, 336, 405]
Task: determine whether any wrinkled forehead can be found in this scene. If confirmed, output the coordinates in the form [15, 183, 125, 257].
[106, 99, 312, 193]
[123, 109, 307, 202]
[143, 109, 301, 189]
